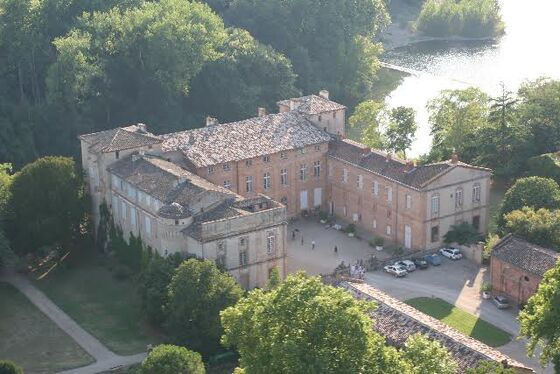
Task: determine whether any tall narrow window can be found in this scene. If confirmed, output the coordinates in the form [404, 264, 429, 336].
[263, 155, 270, 163]
[239, 249, 248, 266]
[246, 176, 253, 193]
[300, 164, 307, 181]
[245, 159, 252, 167]
[216, 241, 226, 268]
[431, 194, 440, 216]
[357, 175, 363, 189]
[264, 172, 271, 190]
[473, 183, 481, 202]
[266, 231, 276, 255]
[373, 181, 379, 196]
[313, 161, 321, 177]
[208, 166, 214, 175]
[386, 225, 392, 235]
[343, 168, 348, 183]
[455, 187, 464, 208]
[406, 194, 412, 209]
[144, 216, 152, 238]
[223, 163, 231, 171]
[431, 226, 439, 243]
[130, 206, 137, 230]
[280, 169, 288, 185]
[387, 187, 393, 202]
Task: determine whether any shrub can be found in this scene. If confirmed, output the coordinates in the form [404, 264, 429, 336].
[0, 360, 23, 374]
[444, 222, 482, 245]
[318, 211, 328, 221]
[481, 282, 492, 293]
[113, 264, 132, 281]
[483, 233, 500, 262]
[141, 344, 205, 374]
[392, 246, 404, 257]
[374, 237, 385, 247]
[345, 223, 356, 234]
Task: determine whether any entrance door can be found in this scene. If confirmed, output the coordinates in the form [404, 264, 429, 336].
[313, 188, 322, 207]
[300, 190, 308, 210]
[404, 224, 412, 249]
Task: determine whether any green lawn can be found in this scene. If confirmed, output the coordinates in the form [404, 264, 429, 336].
[34, 251, 162, 355]
[405, 297, 511, 347]
[0, 282, 94, 373]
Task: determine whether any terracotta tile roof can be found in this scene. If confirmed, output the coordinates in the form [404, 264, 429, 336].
[492, 234, 560, 277]
[108, 154, 237, 219]
[277, 94, 346, 115]
[160, 112, 332, 168]
[79, 125, 162, 153]
[328, 138, 454, 189]
[342, 282, 533, 373]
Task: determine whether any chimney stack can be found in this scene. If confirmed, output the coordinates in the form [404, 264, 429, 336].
[319, 90, 330, 100]
[257, 107, 267, 117]
[451, 153, 459, 164]
[206, 116, 218, 127]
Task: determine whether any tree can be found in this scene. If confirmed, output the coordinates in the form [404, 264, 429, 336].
[497, 177, 560, 230]
[223, 0, 389, 103]
[466, 361, 515, 374]
[385, 106, 417, 159]
[220, 272, 404, 374]
[427, 87, 489, 162]
[0, 163, 12, 225]
[141, 344, 205, 374]
[267, 267, 281, 290]
[517, 78, 560, 155]
[504, 208, 560, 251]
[400, 334, 458, 374]
[139, 254, 181, 325]
[0, 230, 15, 269]
[0, 360, 23, 374]
[526, 153, 560, 184]
[443, 222, 482, 245]
[7, 156, 86, 254]
[166, 259, 243, 356]
[519, 259, 560, 372]
[349, 100, 386, 149]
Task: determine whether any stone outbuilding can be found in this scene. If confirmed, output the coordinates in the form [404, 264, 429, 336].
[490, 234, 559, 305]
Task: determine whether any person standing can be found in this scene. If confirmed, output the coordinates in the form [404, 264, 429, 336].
[301, 236, 304, 245]
[311, 240, 316, 250]
[334, 245, 338, 253]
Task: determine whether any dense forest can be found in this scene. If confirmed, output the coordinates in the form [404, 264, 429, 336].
[0, 0, 390, 168]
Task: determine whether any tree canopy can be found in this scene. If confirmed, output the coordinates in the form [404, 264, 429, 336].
[6, 156, 86, 254]
[384, 106, 417, 159]
[497, 177, 560, 231]
[519, 259, 560, 371]
[140, 344, 205, 374]
[220, 272, 404, 374]
[504, 208, 560, 251]
[349, 100, 386, 149]
[166, 258, 243, 356]
[400, 334, 458, 374]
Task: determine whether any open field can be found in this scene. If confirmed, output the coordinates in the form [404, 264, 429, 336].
[34, 251, 162, 355]
[0, 282, 94, 373]
[406, 297, 511, 347]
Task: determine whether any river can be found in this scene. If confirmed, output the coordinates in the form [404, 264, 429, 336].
[383, 0, 560, 158]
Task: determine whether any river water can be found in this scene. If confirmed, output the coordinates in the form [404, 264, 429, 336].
[383, 0, 560, 157]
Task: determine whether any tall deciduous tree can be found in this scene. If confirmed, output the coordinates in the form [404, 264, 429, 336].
[400, 334, 458, 374]
[385, 106, 417, 159]
[504, 208, 560, 251]
[223, 0, 389, 104]
[349, 100, 386, 149]
[7, 156, 86, 254]
[140, 344, 205, 374]
[498, 177, 560, 231]
[166, 259, 243, 356]
[466, 361, 515, 374]
[220, 272, 404, 373]
[519, 260, 560, 372]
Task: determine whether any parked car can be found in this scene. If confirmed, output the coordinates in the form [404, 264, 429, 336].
[395, 260, 416, 272]
[439, 247, 463, 260]
[493, 295, 511, 309]
[424, 254, 442, 266]
[412, 257, 429, 269]
[383, 265, 408, 277]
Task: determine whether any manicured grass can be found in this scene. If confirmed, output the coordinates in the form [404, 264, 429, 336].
[405, 297, 511, 347]
[34, 251, 162, 355]
[0, 282, 94, 373]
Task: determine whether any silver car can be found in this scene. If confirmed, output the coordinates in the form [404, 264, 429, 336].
[395, 260, 416, 272]
[383, 265, 407, 277]
[439, 247, 463, 260]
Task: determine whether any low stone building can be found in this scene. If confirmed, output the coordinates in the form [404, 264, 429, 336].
[342, 282, 534, 373]
[490, 234, 560, 305]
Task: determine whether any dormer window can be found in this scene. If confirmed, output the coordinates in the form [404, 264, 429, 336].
[263, 155, 270, 163]
[208, 166, 214, 175]
[223, 163, 231, 171]
[246, 159, 252, 167]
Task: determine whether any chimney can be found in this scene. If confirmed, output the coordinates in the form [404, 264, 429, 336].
[319, 90, 330, 100]
[451, 153, 459, 164]
[206, 116, 218, 127]
[137, 123, 147, 133]
[257, 107, 267, 117]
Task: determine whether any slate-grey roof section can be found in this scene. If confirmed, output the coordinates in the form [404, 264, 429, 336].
[342, 282, 533, 373]
[492, 234, 560, 277]
[108, 155, 237, 219]
[277, 95, 346, 115]
[160, 112, 332, 168]
[79, 125, 162, 153]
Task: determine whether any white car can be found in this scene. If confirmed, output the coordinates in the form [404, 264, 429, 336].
[439, 247, 463, 260]
[395, 260, 416, 272]
[383, 265, 408, 277]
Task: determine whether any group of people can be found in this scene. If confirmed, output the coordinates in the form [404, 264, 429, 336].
[350, 260, 366, 279]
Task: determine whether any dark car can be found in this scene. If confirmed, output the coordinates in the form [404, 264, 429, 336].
[412, 257, 429, 269]
[493, 295, 511, 309]
[424, 254, 442, 266]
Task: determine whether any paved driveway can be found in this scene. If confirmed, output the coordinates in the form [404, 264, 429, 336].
[286, 220, 552, 373]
